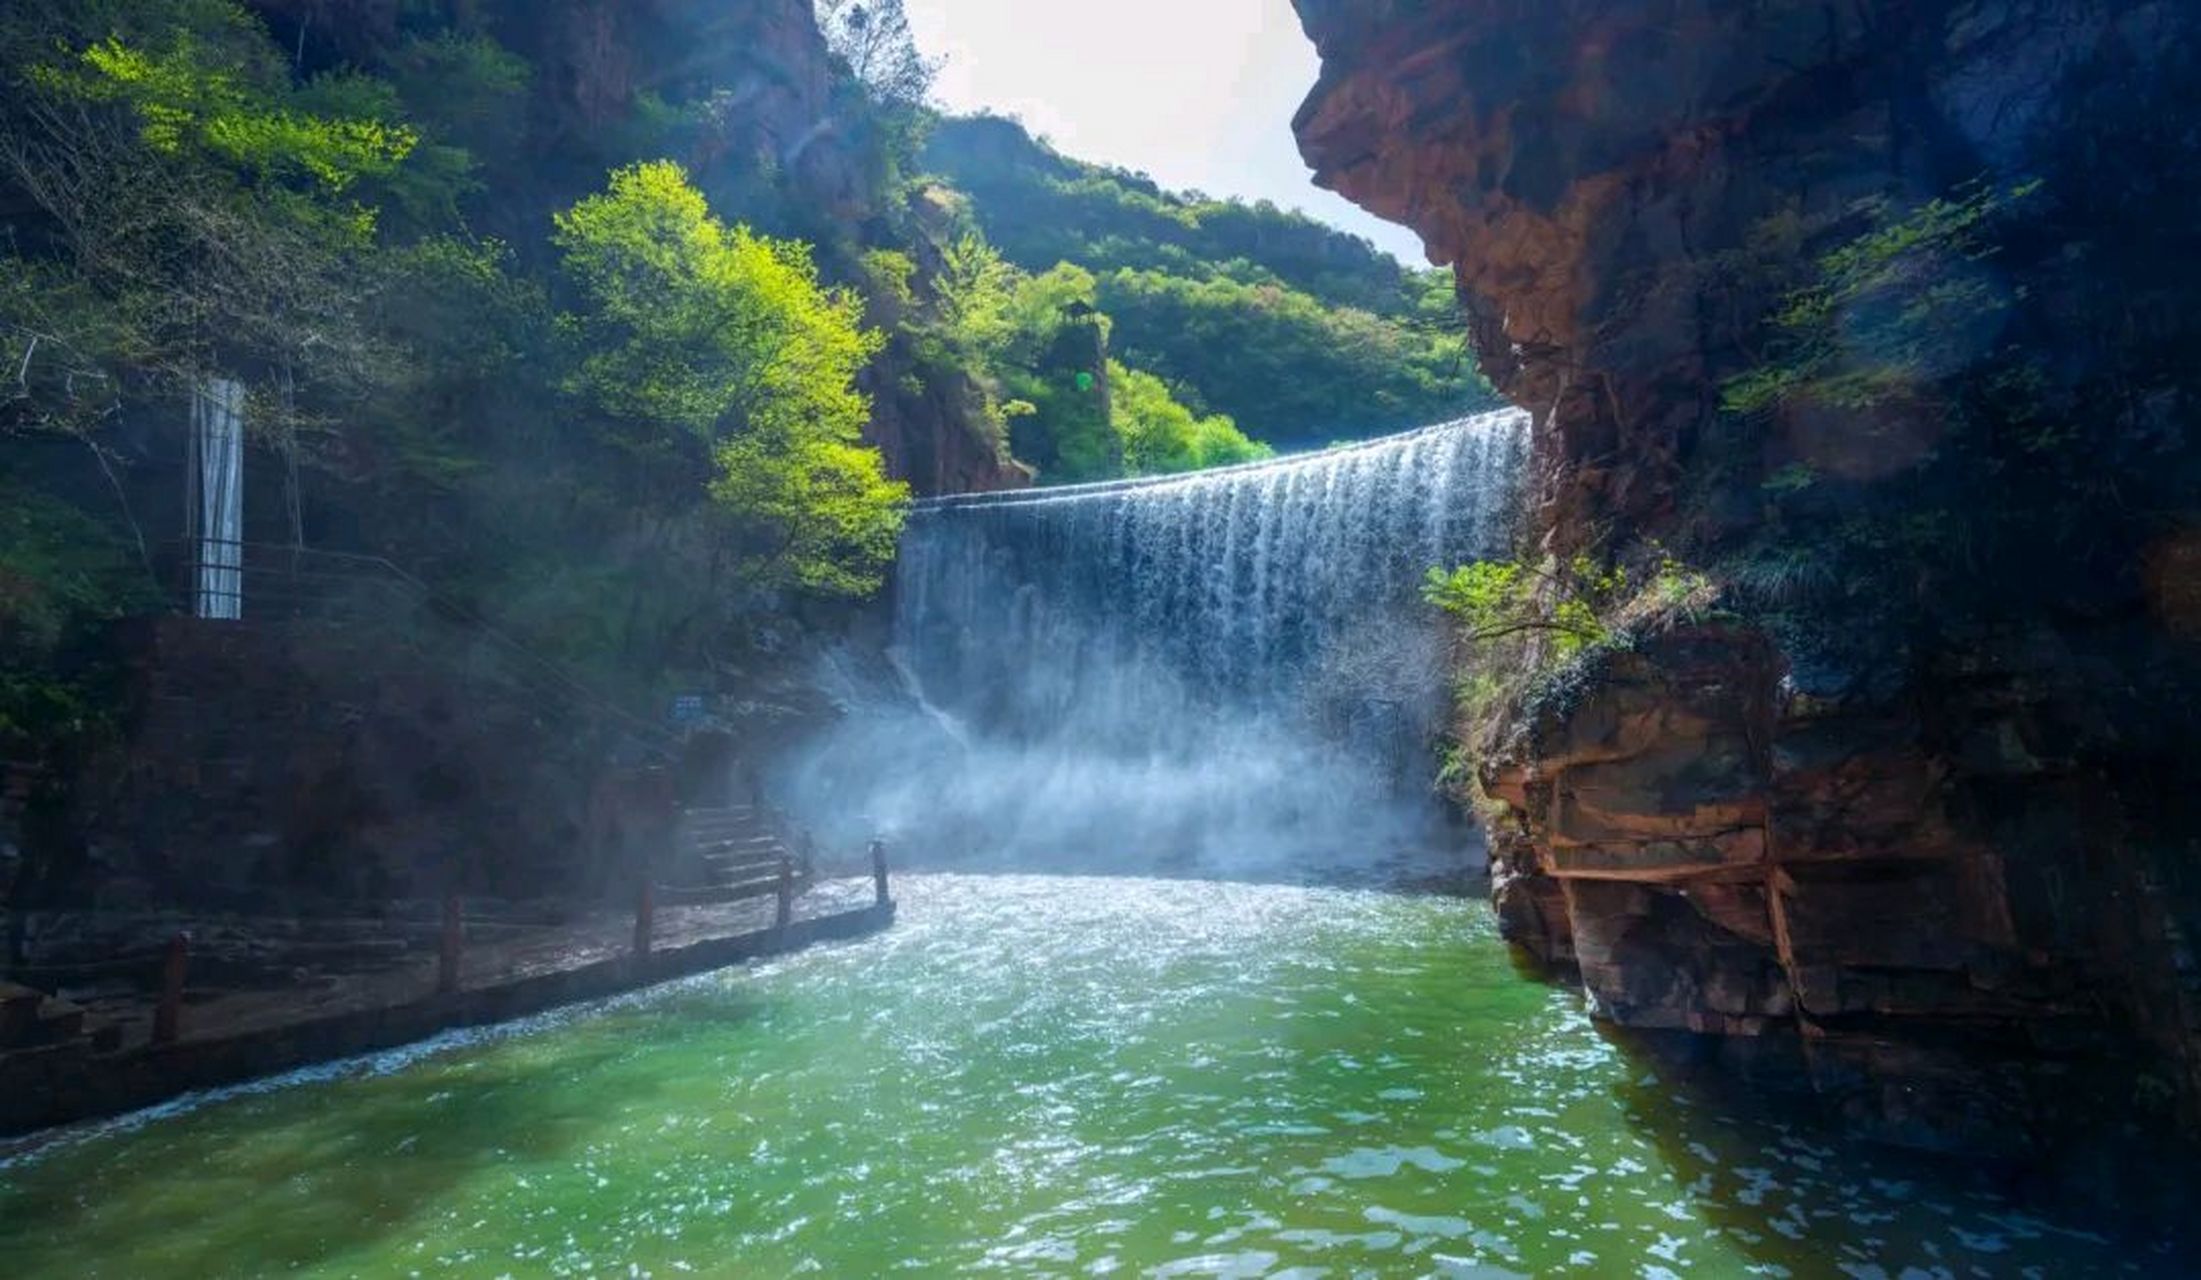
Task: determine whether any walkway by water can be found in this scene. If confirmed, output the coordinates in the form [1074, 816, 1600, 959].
[0, 875, 2179, 1277]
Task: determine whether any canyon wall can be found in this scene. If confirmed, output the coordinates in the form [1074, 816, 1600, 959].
[1295, 0, 2201, 1165]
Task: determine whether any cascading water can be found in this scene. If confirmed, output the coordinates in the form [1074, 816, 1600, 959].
[775, 408, 1532, 879]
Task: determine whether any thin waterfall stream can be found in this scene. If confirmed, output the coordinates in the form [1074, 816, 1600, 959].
[775, 410, 1533, 880]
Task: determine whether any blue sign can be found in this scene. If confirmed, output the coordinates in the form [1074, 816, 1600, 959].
[670, 695, 706, 726]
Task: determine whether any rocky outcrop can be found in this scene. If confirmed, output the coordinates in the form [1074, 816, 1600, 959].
[1475, 621, 2172, 1152]
[1296, 0, 2201, 1164]
[252, 0, 866, 212]
[245, 0, 1025, 499]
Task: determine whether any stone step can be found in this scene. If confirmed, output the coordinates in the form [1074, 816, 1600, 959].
[700, 849, 787, 870]
[692, 834, 780, 854]
[0, 982, 43, 1046]
[35, 996, 85, 1043]
[658, 876, 791, 907]
[702, 869, 789, 890]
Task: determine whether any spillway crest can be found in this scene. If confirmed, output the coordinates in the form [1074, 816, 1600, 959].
[780, 409, 1533, 877]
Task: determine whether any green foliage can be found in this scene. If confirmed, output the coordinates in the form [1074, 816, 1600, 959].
[1422, 560, 1526, 630]
[859, 249, 918, 312]
[381, 31, 529, 157]
[554, 161, 907, 596]
[555, 162, 878, 441]
[709, 432, 909, 597]
[921, 115, 1500, 450]
[929, 235, 1021, 369]
[1724, 182, 2041, 416]
[51, 30, 416, 190]
[0, 0, 437, 433]
[925, 116, 1410, 311]
[1095, 268, 1493, 449]
[1426, 549, 1712, 670]
[1424, 547, 1715, 807]
[1108, 361, 1269, 476]
[1422, 557, 1612, 662]
[1004, 264, 1105, 357]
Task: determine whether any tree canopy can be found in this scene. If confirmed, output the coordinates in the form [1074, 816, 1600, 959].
[555, 161, 909, 596]
[921, 114, 1501, 449]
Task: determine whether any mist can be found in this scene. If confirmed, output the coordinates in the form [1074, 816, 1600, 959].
[770, 411, 1532, 883]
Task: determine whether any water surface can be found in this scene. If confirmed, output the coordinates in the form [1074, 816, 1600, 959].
[0, 876, 2170, 1277]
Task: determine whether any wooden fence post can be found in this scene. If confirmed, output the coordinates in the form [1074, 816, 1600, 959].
[633, 876, 655, 959]
[776, 855, 795, 933]
[153, 932, 189, 1045]
[437, 891, 463, 995]
[870, 839, 890, 908]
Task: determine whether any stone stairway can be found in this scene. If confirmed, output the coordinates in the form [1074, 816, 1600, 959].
[661, 806, 810, 906]
[0, 980, 99, 1052]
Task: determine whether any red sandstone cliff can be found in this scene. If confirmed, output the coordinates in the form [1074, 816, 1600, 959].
[1295, 0, 2201, 1166]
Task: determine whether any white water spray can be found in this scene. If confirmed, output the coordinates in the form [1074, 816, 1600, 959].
[775, 409, 1532, 880]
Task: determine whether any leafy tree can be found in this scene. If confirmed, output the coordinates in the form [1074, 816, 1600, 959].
[0, 0, 442, 449]
[816, 0, 936, 110]
[1109, 361, 1269, 476]
[554, 160, 908, 596]
[929, 234, 1020, 370]
[1097, 268, 1492, 448]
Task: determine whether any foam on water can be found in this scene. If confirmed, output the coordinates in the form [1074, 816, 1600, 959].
[0, 877, 2173, 1276]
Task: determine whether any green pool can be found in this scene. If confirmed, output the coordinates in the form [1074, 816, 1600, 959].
[0, 876, 2173, 1276]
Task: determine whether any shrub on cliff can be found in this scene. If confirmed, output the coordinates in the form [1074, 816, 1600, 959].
[1425, 549, 1714, 800]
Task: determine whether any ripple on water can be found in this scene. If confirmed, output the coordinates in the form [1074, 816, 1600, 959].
[0, 874, 2183, 1278]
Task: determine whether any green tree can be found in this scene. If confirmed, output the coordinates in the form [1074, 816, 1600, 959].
[815, 0, 935, 110]
[554, 160, 908, 596]
[1096, 268, 1493, 449]
[0, 0, 428, 439]
[1109, 360, 1268, 476]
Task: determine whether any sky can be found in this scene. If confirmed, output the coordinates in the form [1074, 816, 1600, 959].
[898, 0, 1429, 265]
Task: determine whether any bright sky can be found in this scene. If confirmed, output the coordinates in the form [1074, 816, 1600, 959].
[900, 0, 1429, 265]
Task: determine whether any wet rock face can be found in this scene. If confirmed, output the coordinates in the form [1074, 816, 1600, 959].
[1478, 625, 2115, 1150]
[1295, 0, 2201, 1159]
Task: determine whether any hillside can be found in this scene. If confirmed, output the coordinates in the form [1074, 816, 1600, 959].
[924, 114, 1500, 451]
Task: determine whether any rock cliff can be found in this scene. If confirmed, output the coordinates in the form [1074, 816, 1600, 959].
[246, 0, 1026, 498]
[1296, 0, 2201, 1169]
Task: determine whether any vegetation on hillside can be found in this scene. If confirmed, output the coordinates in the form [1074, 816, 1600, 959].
[0, 0, 939, 755]
[924, 114, 1500, 449]
[554, 161, 907, 596]
[0, 0, 1489, 781]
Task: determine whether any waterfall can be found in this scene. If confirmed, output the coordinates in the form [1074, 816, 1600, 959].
[776, 408, 1533, 879]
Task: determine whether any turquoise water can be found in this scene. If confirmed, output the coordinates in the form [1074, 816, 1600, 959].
[0, 876, 2174, 1277]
